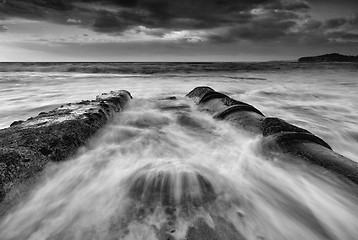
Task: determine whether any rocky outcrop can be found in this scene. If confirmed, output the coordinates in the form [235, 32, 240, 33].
[186, 87, 358, 185]
[0, 90, 132, 203]
[298, 53, 358, 62]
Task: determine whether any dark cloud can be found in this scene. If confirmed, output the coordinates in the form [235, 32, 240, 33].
[34, 0, 72, 11]
[1, 1, 48, 19]
[92, 11, 129, 32]
[209, 19, 297, 43]
[1, 0, 357, 47]
[0, 0, 276, 30]
[322, 14, 358, 29]
[307, 0, 358, 4]
[0, 0, 74, 23]
[107, 0, 140, 8]
[233, 22, 292, 41]
[302, 19, 322, 31]
[327, 31, 358, 40]
[264, 0, 310, 11]
[322, 14, 358, 42]
[324, 18, 348, 29]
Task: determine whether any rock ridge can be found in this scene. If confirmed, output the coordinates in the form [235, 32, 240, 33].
[0, 90, 132, 203]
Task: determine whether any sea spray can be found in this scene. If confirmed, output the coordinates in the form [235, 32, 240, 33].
[0, 97, 358, 240]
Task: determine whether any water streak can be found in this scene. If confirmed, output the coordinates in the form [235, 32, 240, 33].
[1, 98, 357, 240]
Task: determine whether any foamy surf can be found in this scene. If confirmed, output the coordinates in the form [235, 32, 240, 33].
[0, 97, 357, 240]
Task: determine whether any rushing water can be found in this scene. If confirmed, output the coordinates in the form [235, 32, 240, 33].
[0, 62, 358, 239]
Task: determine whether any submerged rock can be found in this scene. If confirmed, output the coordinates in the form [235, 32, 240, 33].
[0, 90, 132, 204]
[127, 163, 217, 207]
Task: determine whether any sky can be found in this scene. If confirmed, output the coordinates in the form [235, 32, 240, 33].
[0, 0, 357, 61]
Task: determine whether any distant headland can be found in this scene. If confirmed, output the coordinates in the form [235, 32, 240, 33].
[298, 53, 358, 63]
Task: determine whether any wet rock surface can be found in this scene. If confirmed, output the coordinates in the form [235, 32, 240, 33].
[261, 118, 332, 150]
[186, 86, 215, 104]
[187, 86, 358, 185]
[214, 105, 264, 119]
[186, 216, 246, 240]
[128, 164, 217, 207]
[0, 90, 132, 203]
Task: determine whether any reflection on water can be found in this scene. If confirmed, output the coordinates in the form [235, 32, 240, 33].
[0, 98, 358, 240]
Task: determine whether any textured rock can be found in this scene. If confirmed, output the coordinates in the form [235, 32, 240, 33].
[186, 216, 246, 240]
[0, 90, 132, 203]
[127, 164, 216, 207]
[187, 86, 358, 185]
[188, 87, 264, 133]
[277, 142, 358, 184]
[186, 86, 215, 104]
[261, 118, 332, 150]
[214, 105, 264, 119]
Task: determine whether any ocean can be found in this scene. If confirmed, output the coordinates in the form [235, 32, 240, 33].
[0, 62, 358, 239]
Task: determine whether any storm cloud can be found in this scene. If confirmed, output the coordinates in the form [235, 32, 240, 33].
[0, 0, 358, 45]
[0, 0, 272, 29]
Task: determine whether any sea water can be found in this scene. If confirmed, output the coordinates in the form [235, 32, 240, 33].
[0, 62, 357, 239]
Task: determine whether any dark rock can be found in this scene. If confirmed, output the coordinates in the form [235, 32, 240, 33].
[220, 111, 264, 134]
[186, 216, 246, 240]
[10, 120, 24, 127]
[187, 86, 358, 186]
[214, 105, 264, 119]
[264, 132, 332, 151]
[187, 87, 264, 133]
[261, 118, 331, 150]
[0, 147, 47, 201]
[298, 53, 358, 63]
[199, 92, 229, 104]
[213, 105, 265, 133]
[0, 90, 132, 203]
[290, 142, 358, 185]
[261, 118, 310, 136]
[198, 92, 250, 107]
[186, 86, 215, 104]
